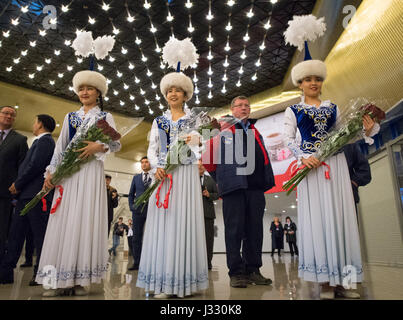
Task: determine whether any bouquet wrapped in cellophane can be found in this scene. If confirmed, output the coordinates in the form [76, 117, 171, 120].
[20, 116, 121, 216]
[283, 98, 386, 195]
[134, 108, 239, 211]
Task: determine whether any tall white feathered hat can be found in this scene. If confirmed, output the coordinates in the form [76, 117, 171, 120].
[70, 31, 116, 97]
[284, 15, 327, 86]
[160, 37, 199, 102]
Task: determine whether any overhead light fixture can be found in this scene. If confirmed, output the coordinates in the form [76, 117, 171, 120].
[167, 12, 174, 22]
[76, 57, 82, 63]
[121, 47, 128, 54]
[140, 88, 146, 95]
[30, 41, 36, 47]
[255, 58, 261, 67]
[264, 20, 271, 30]
[6, 66, 12, 72]
[61, 5, 69, 12]
[130, 95, 135, 101]
[207, 31, 213, 43]
[109, 56, 115, 62]
[58, 73, 64, 78]
[141, 54, 148, 62]
[225, 21, 232, 32]
[222, 73, 228, 82]
[251, 73, 257, 81]
[128, 63, 134, 70]
[45, 58, 52, 64]
[243, 31, 250, 42]
[240, 49, 247, 59]
[145, 99, 150, 105]
[224, 39, 231, 51]
[188, 20, 195, 33]
[39, 29, 47, 37]
[36, 65, 43, 71]
[144, 1, 151, 10]
[21, 6, 29, 13]
[146, 69, 152, 77]
[104, 96, 109, 101]
[120, 100, 125, 106]
[194, 86, 199, 94]
[28, 73, 35, 79]
[117, 71, 122, 78]
[54, 50, 60, 56]
[221, 84, 227, 94]
[227, 0, 235, 6]
[155, 94, 160, 100]
[207, 65, 213, 76]
[135, 77, 140, 84]
[102, 2, 110, 11]
[113, 90, 119, 96]
[151, 82, 157, 89]
[88, 16, 96, 24]
[49, 80, 55, 85]
[185, 0, 193, 9]
[112, 27, 120, 35]
[106, 78, 112, 84]
[150, 23, 157, 33]
[135, 105, 140, 110]
[3, 31, 10, 38]
[123, 83, 129, 90]
[246, 9, 254, 18]
[11, 18, 19, 26]
[155, 44, 161, 53]
[98, 64, 104, 71]
[135, 37, 142, 45]
[208, 78, 213, 88]
[208, 91, 213, 99]
[236, 79, 241, 87]
[127, 14, 135, 23]
[67, 65, 73, 71]
[223, 56, 229, 68]
[195, 96, 200, 104]
[21, 50, 28, 56]
[207, 47, 213, 60]
[64, 40, 71, 46]
[238, 65, 244, 74]
[13, 58, 20, 64]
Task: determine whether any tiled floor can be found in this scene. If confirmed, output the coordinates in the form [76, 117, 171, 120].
[1, 250, 402, 300]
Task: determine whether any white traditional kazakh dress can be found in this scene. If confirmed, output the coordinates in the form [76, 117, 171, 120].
[136, 108, 209, 297]
[36, 106, 121, 288]
[283, 97, 379, 286]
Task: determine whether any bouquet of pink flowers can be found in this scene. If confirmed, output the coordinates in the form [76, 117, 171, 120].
[20, 117, 121, 216]
[283, 99, 385, 195]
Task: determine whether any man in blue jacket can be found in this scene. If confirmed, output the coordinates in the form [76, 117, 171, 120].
[0, 114, 55, 285]
[127, 156, 152, 271]
[203, 96, 275, 288]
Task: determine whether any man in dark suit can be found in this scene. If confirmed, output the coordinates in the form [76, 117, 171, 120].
[0, 106, 28, 263]
[198, 161, 219, 270]
[106, 174, 119, 235]
[342, 142, 372, 206]
[0, 114, 55, 285]
[127, 156, 151, 271]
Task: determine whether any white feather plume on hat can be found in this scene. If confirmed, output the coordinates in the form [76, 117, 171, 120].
[160, 37, 199, 102]
[72, 70, 108, 97]
[284, 15, 327, 86]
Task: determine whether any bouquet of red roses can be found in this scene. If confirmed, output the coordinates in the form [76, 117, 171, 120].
[283, 99, 385, 195]
[20, 117, 121, 216]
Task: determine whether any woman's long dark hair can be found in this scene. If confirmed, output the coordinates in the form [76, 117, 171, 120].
[98, 94, 104, 111]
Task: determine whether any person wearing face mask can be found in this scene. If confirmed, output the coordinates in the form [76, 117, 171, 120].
[35, 70, 121, 297]
[283, 15, 380, 300]
[136, 70, 209, 299]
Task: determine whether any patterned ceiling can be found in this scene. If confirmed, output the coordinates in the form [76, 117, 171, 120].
[0, 0, 316, 121]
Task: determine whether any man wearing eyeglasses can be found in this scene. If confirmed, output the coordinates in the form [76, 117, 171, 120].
[0, 106, 28, 262]
[202, 96, 275, 288]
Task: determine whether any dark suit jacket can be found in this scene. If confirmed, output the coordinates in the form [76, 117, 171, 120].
[201, 174, 219, 220]
[0, 130, 28, 198]
[342, 143, 371, 203]
[128, 173, 149, 215]
[14, 133, 55, 200]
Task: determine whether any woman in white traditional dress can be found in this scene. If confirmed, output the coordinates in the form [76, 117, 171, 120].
[36, 70, 121, 297]
[136, 71, 209, 298]
[283, 59, 379, 299]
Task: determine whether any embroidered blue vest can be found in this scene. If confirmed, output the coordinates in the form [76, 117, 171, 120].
[155, 115, 187, 152]
[68, 111, 107, 142]
[290, 103, 337, 154]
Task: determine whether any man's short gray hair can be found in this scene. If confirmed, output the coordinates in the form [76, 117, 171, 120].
[231, 96, 249, 108]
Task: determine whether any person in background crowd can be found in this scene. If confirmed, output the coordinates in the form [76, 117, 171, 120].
[270, 217, 284, 257]
[128, 156, 151, 271]
[342, 143, 372, 210]
[109, 217, 128, 256]
[0, 106, 28, 263]
[21, 227, 34, 268]
[127, 219, 134, 257]
[198, 160, 219, 270]
[106, 174, 119, 235]
[0, 114, 55, 286]
[284, 216, 298, 257]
